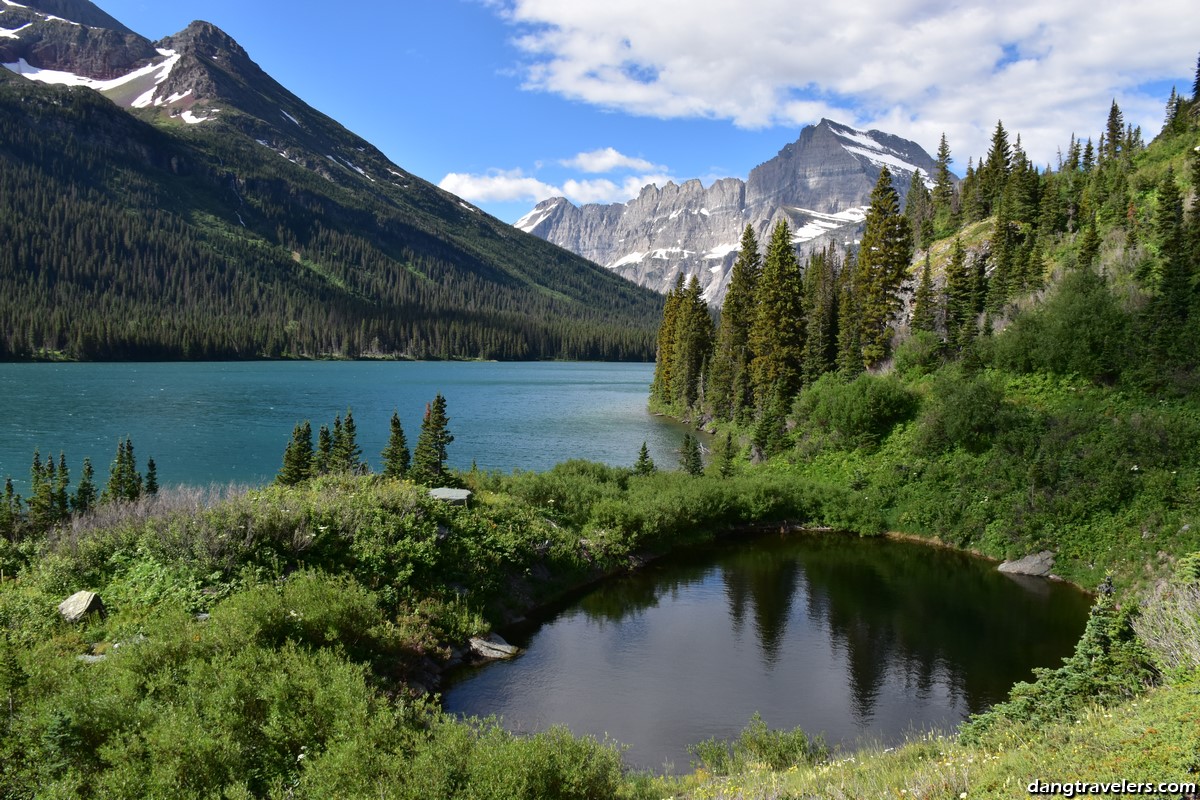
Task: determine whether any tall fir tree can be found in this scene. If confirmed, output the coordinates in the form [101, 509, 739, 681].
[634, 441, 656, 476]
[314, 424, 333, 476]
[1152, 167, 1189, 327]
[381, 411, 411, 479]
[669, 275, 715, 411]
[978, 120, 1013, 217]
[852, 167, 914, 369]
[331, 408, 363, 474]
[749, 220, 806, 406]
[412, 394, 454, 485]
[650, 274, 687, 407]
[801, 246, 842, 383]
[277, 422, 313, 486]
[836, 256, 864, 376]
[72, 458, 96, 514]
[944, 237, 974, 350]
[0, 479, 18, 543]
[707, 225, 761, 422]
[714, 431, 738, 478]
[679, 433, 703, 476]
[911, 254, 938, 333]
[144, 458, 158, 496]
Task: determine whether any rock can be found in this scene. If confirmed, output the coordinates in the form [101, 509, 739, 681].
[468, 632, 521, 661]
[998, 551, 1056, 578]
[58, 591, 104, 623]
[76, 654, 107, 664]
[517, 119, 947, 306]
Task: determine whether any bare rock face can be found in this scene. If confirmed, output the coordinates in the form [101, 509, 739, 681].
[58, 590, 104, 622]
[0, 2, 156, 80]
[517, 119, 947, 306]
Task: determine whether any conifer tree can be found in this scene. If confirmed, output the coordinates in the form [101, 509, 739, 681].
[381, 411, 411, 479]
[836, 258, 863, 376]
[669, 275, 715, 411]
[1, 479, 19, 543]
[904, 170, 933, 250]
[332, 408, 363, 473]
[102, 438, 142, 503]
[944, 237, 974, 350]
[314, 425, 333, 476]
[1103, 101, 1124, 162]
[978, 120, 1012, 216]
[72, 458, 96, 514]
[852, 167, 914, 369]
[911, 254, 938, 333]
[679, 433, 703, 476]
[801, 246, 841, 383]
[708, 225, 761, 422]
[27, 450, 52, 530]
[750, 220, 806, 405]
[54, 453, 69, 519]
[277, 422, 313, 486]
[1152, 167, 1189, 327]
[932, 133, 955, 218]
[412, 394, 454, 485]
[987, 196, 1015, 312]
[144, 458, 158, 496]
[650, 274, 686, 407]
[634, 441, 656, 476]
[714, 431, 737, 478]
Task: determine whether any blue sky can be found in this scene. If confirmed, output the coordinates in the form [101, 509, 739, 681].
[96, 0, 1199, 223]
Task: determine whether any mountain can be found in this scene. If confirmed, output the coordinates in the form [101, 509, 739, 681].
[516, 119, 945, 305]
[0, 0, 663, 361]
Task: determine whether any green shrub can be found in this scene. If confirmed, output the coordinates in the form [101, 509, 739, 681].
[689, 712, 829, 775]
[793, 373, 919, 451]
[916, 367, 1010, 454]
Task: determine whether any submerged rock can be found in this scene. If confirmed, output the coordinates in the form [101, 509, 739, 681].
[998, 551, 1056, 577]
[58, 591, 104, 623]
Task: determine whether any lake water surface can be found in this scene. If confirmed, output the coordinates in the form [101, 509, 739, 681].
[0, 361, 687, 490]
[444, 531, 1092, 773]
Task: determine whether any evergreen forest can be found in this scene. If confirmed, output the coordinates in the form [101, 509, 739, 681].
[0, 71, 662, 362]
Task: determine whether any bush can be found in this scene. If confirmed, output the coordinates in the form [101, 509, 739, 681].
[916, 367, 1010, 454]
[793, 373, 919, 450]
[689, 713, 828, 775]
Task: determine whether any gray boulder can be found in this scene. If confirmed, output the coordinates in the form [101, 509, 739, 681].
[58, 591, 104, 622]
[998, 551, 1056, 578]
[468, 632, 521, 661]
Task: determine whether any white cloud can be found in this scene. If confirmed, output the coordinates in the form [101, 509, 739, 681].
[438, 169, 558, 203]
[560, 147, 663, 173]
[440, 167, 673, 206]
[488, 0, 1200, 168]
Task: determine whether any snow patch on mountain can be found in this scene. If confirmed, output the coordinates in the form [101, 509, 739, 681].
[0, 22, 30, 38]
[3, 47, 180, 108]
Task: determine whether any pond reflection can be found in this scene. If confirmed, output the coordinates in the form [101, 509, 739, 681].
[444, 531, 1091, 772]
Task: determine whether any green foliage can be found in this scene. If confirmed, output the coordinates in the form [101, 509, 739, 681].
[679, 434, 703, 476]
[633, 442, 655, 477]
[850, 168, 914, 369]
[793, 372, 919, 450]
[916, 367, 1009, 454]
[750, 221, 806, 404]
[961, 592, 1156, 742]
[688, 713, 829, 776]
[277, 421, 314, 486]
[381, 411, 412, 479]
[707, 225, 761, 422]
[992, 266, 1131, 384]
[411, 394, 454, 485]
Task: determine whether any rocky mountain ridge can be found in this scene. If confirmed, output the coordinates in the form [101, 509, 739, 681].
[517, 119, 946, 305]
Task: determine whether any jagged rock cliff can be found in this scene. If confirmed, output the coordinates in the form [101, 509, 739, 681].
[517, 119, 946, 305]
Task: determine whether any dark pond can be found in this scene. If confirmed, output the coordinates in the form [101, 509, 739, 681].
[443, 530, 1092, 772]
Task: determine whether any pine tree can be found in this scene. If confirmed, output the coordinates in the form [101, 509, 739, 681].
[932, 133, 956, 228]
[72, 458, 96, 514]
[0, 478, 19, 543]
[750, 220, 806, 405]
[381, 411, 411, 479]
[944, 237, 974, 350]
[1193, 51, 1200, 101]
[852, 167, 914, 369]
[1103, 100, 1124, 162]
[708, 225, 761, 422]
[669, 275, 715, 411]
[634, 441, 656, 476]
[650, 274, 687, 407]
[144, 458, 158, 496]
[314, 424, 333, 475]
[714, 431, 737, 478]
[53, 453, 70, 521]
[911, 254, 938, 333]
[978, 120, 1012, 216]
[332, 408, 363, 473]
[987, 195, 1015, 312]
[1152, 167, 1189, 325]
[679, 433, 703, 476]
[412, 394, 454, 485]
[27, 450, 52, 530]
[277, 422, 313, 486]
[836, 257, 863, 376]
[904, 170, 933, 250]
[801, 246, 841, 383]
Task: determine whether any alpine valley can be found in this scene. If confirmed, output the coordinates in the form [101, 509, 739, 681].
[0, 0, 663, 361]
[516, 119, 946, 306]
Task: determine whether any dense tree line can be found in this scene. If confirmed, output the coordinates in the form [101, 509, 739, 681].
[656, 60, 1200, 438]
[0, 74, 661, 362]
[0, 438, 155, 542]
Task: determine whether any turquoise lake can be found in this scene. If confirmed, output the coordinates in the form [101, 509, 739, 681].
[0, 362, 686, 490]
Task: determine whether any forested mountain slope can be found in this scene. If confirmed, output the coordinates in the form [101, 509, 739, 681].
[0, 4, 662, 361]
